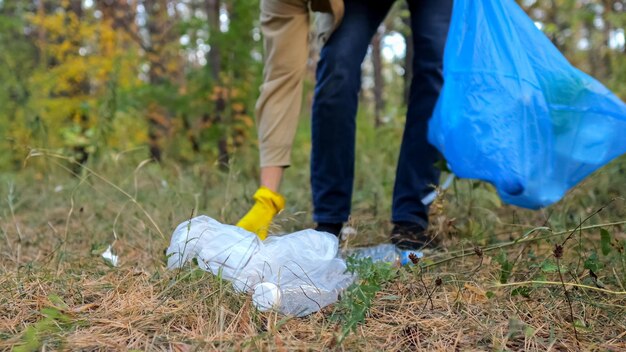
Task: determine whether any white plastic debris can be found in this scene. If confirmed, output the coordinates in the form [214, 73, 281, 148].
[252, 282, 281, 312]
[166, 215, 354, 316]
[102, 245, 119, 267]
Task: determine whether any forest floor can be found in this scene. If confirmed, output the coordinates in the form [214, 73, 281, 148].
[1, 127, 626, 351]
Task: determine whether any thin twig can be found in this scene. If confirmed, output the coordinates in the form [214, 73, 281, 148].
[491, 281, 626, 295]
[425, 220, 626, 269]
[561, 199, 616, 247]
[556, 256, 580, 346]
[419, 285, 439, 315]
[7, 183, 23, 242]
[417, 266, 434, 309]
[7, 183, 23, 271]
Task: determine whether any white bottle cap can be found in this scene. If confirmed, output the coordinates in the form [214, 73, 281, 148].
[252, 282, 281, 312]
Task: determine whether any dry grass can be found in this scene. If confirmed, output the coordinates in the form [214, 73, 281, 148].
[1, 150, 625, 351]
[1, 252, 625, 351]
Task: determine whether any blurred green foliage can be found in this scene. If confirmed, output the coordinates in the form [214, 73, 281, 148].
[0, 0, 625, 171]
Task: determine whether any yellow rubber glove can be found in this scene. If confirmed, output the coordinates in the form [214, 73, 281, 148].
[236, 186, 285, 240]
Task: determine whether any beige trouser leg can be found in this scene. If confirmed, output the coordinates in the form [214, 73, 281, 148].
[256, 0, 310, 167]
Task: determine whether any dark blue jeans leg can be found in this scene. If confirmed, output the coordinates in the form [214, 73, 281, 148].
[311, 0, 395, 224]
[391, 0, 452, 227]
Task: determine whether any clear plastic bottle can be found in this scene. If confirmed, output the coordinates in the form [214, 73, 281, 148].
[278, 284, 345, 317]
[343, 243, 423, 266]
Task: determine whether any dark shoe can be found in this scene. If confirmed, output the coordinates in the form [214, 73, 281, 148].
[315, 222, 343, 237]
[390, 222, 440, 252]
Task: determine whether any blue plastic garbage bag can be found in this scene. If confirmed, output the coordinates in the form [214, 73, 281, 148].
[428, 0, 626, 209]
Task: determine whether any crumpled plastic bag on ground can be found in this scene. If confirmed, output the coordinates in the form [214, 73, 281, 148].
[429, 0, 626, 209]
[166, 216, 354, 316]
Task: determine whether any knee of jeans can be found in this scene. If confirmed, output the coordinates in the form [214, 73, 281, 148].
[316, 49, 361, 93]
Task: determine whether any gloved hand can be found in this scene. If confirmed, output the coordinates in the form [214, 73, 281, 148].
[236, 186, 285, 240]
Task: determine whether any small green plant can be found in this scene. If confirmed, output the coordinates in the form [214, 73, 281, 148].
[495, 250, 514, 284]
[14, 295, 74, 352]
[331, 257, 398, 342]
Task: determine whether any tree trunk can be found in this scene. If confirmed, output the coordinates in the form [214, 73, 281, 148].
[402, 15, 413, 107]
[600, 0, 613, 81]
[143, 0, 173, 162]
[206, 0, 229, 169]
[36, 0, 47, 67]
[65, 0, 92, 173]
[371, 28, 385, 127]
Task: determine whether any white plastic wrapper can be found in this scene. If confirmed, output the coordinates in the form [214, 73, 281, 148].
[166, 216, 354, 316]
[166, 216, 263, 290]
[101, 245, 119, 267]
